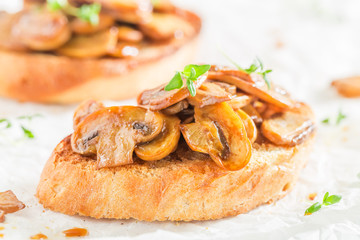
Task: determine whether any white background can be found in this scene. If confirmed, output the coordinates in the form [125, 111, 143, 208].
[0, 0, 360, 239]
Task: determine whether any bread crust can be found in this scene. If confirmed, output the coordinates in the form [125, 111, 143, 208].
[36, 131, 314, 221]
[0, 9, 201, 104]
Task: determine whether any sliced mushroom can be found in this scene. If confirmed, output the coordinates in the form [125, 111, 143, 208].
[241, 104, 263, 125]
[0, 190, 25, 214]
[0, 12, 27, 51]
[70, 14, 114, 35]
[207, 71, 294, 109]
[71, 106, 164, 168]
[208, 80, 237, 95]
[108, 42, 139, 58]
[137, 73, 207, 111]
[117, 26, 143, 43]
[226, 93, 252, 110]
[73, 99, 105, 130]
[181, 102, 252, 171]
[139, 13, 195, 41]
[12, 8, 71, 51]
[235, 109, 257, 143]
[135, 114, 180, 161]
[56, 27, 118, 58]
[180, 122, 210, 154]
[161, 100, 189, 115]
[261, 103, 315, 146]
[210, 65, 252, 82]
[187, 82, 232, 108]
[332, 76, 360, 98]
[94, 0, 152, 24]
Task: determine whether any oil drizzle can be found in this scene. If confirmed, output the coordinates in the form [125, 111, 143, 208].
[30, 233, 48, 239]
[63, 228, 88, 237]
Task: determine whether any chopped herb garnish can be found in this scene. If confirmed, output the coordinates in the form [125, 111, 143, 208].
[221, 52, 273, 89]
[17, 114, 43, 121]
[336, 110, 346, 125]
[321, 118, 330, 124]
[304, 192, 342, 216]
[164, 64, 211, 96]
[322, 110, 347, 125]
[21, 126, 35, 139]
[305, 202, 322, 215]
[0, 119, 12, 128]
[46, 0, 101, 25]
[0, 114, 40, 139]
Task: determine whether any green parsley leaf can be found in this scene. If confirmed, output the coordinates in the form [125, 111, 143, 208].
[322, 118, 330, 124]
[46, 0, 67, 11]
[336, 110, 346, 125]
[77, 3, 101, 26]
[323, 194, 342, 206]
[183, 64, 211, 80]
[0, 119, 12, 128]
[164, 64, 211, 96]
[187, 79, 196, 97]
[305, 202, 322, 215]
[21, 126, 34, 139]
[323, 192, 329, 203]
[357, 173, 360, 179]
[164, 72, 183, 91]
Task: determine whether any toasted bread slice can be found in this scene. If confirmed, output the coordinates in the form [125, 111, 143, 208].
[0, 9, 200, 104]
[36, 128, 314, 221]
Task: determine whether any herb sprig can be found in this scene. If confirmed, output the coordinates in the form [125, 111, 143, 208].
[164, 64, 211, 96]
[304, 192, 342, 215]
[321, 110, 346, 125]
[0, 114, 41, 139]
[222, 52, 272, 89]
[47, 0, 101, 25]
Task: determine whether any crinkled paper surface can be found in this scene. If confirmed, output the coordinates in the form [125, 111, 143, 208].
[0, 0, 360, 239]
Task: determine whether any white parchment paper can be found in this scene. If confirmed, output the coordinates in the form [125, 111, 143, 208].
[0, 0, 360, 239]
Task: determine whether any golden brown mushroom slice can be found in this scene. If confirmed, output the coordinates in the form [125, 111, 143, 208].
[73, 99, 105, 130]
[117, 26, 143, 43]
[139, 13, 195, 41]
[242, 104, 263, 125]
[227, 93, 252, 110]
[56, 27, 118, 58]
[332, 76, 360, 98]
[235, 109, 257, 143]
[97, 0, 152, 24]
[0, 190, 25, 214]
[210, 65, 252, 83]
[187, 82, 232, 108]
[208, 81, 237, 95]
[12, 8, 71, 51]
[180, 123, 206, 153]
[0, 12, 27, 51]
[135, 114, 180, 161]
[70, 14, 115, 35]
[161, 100, 189, 115]
[261, 103, 315, 146]
[208, 71, 294, 109]
[182, 102, 252, 171]
[138, 73, 207, 111]
[108, 42, 139, 58]
[71, 106, 163, 168]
